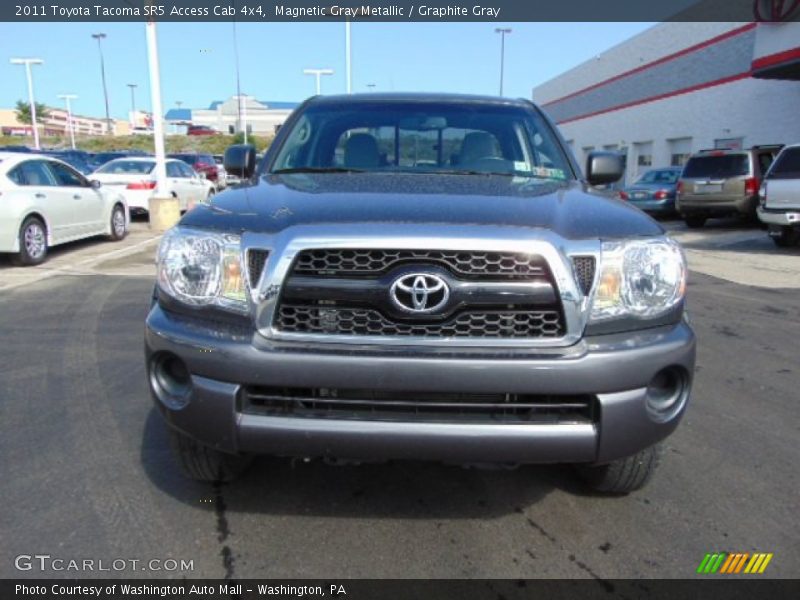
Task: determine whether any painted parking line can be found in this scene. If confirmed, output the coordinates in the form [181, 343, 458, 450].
[0, 234, 162, 293]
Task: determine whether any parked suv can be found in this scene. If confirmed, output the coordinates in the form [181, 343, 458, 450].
[676, 146, 782, 228]
[146, 94, 695, 494]
[757, 144, 800, 247]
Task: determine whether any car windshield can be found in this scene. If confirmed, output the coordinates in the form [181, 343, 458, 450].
[270, 101, 573, 180]
[682, 154, 749, 178]
[636, 170, 679, 184]
[96, 160, 155, 175]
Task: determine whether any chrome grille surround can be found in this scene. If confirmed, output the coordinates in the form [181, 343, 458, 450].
[239, 224, 601, 348]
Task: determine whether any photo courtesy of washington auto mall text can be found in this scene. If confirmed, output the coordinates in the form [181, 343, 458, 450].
[0, 0, 799, 598]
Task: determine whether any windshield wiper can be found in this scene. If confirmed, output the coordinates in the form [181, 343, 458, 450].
[271, 166, 367, 174]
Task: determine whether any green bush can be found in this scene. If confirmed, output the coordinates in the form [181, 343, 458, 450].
[0, 133, 274, 155]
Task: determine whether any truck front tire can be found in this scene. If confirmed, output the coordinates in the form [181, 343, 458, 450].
[576, 445, 661, 494]
[168, 427, 252, 482]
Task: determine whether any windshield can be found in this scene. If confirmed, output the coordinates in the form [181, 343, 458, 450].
[683, 154, 749, 178]
[96, 160, 155, 175]
[636, 169, 679, 185]
[270, 101, 573, 180]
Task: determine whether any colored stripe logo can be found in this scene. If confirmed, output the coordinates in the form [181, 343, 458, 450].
[697, 552, 773, 574]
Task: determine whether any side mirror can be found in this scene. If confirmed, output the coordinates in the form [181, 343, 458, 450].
[224, 144, 257, 179]
[197, 171, 207, 180]
[90, 179, 102, 190]
[586, 151, 624, 186]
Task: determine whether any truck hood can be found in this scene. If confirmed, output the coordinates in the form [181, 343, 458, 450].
[180, 172, 664, 240]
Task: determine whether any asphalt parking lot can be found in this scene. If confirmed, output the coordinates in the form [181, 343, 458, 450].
[0, 217, 798, 582]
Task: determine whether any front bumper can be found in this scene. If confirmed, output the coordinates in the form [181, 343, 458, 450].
[145, 305, 696, 465]
[757, 207, 800, 227]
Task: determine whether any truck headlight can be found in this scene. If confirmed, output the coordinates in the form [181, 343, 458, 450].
[157, 227, 248, 313]
[590, 238, 686, 322]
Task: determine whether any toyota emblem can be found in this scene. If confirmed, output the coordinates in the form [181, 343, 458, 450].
[390, 273, 450, 314]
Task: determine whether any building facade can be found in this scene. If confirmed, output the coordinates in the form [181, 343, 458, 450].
[165, 97, 298, 135]
[532, 22, 800, 184]
[0, 107, 128, 137]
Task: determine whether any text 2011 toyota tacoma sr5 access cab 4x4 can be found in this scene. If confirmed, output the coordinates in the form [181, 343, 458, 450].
[145, 94, 695, 493]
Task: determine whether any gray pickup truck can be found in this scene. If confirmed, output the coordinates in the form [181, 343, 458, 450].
[145, 94, 695, 494]
[758, 144, 800, 247]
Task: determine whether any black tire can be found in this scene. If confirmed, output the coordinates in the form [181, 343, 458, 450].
[771, 227, 800, 248]
[168, 427, 252, 483]
[11, 216, 47, 266]
[108, 204, 127, 241]
[576, 445, 661, 494]
[206, 189, 215, 202]
[684, 216, 706, 229]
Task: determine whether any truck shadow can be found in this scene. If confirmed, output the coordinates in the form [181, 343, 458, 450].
[139, 409, 588, 519]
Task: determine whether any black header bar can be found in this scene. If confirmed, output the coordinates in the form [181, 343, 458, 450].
[4, 0, 800, 22]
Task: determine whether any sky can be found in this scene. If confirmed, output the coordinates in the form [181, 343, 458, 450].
[0, 21, 653, 119]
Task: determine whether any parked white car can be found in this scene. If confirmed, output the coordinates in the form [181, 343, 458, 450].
[757, 144, 800, 247]
[90, 157, 215, 215]
[0, 152, 128, 266]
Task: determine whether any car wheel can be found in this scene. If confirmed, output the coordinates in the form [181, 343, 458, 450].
[108, 204, 127, 241]
[12, 216, 48, 266]
[168, 427, 252, 482]
[206, 189, 215, 202]
[685, 216, 706, 229]
[576, 445, 661, 494]
[771, 227, 800, 248]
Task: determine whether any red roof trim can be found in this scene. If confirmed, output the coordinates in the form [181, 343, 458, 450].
[752, 46, 800, 70]
[556, 71, 752, 125]
[542, 23, 757, 108]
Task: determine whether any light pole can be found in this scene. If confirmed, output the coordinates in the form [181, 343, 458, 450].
[495, 28, 512, 96]
[145, 21, 167, 197]
[366, 83, 376, 92]
[58, 94, 77, 150]
[303, 68, 334, 95]
[10, 58, 43, 149]
[127, 83, 137, 126]
[92, 33, 112, 134]
[345, 20, 352, 94]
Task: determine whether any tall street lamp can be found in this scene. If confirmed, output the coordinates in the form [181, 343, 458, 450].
[10, 58, 44, 149]
[495, 28, 512, 96]
[303, 68, 334, 95]
[127, 83, 138, 126]
[92, 33, 112, 134]
[58, 94, 77, 150]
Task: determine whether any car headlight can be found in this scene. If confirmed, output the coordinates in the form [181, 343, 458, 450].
[589, 238, 686, 323]
[156, 227, 248, 313]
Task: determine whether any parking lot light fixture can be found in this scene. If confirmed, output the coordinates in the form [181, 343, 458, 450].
[495, 28, 512, 96]
[58, 94, 78, 150]
[92, 33, 112, 135]
[10, 58, 44, 150]
[303, 68, 334, 95]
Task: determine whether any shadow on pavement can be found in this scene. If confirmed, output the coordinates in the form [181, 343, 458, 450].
[139, 408, 586, 519]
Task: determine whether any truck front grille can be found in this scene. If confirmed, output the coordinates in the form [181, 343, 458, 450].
[242, 386, 596, 424]
[276, 305, 564, 338]
[292, 248, 549, 279]
[273, 248, 566, 340]
[572, 256, 596, 295]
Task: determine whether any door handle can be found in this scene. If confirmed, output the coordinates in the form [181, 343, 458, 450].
[35, 193, 46, 199]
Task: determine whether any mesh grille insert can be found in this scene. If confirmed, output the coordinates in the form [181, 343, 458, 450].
[572, 256, 596, 295]
[276, 305, 564, 338]
[247, 249, 269, 288]
[292, 249, 549, 279]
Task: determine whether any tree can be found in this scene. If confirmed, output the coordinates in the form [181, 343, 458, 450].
[15, 100, 50, 125]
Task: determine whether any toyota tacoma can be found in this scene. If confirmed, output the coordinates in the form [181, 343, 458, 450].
[145, 94, 695, 493]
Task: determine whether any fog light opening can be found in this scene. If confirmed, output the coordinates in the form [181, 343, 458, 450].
[151, 353, 192, 409]
[645, 367, 688, 422]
